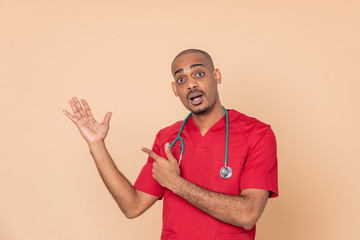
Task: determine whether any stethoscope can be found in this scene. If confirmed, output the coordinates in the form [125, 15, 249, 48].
[170, 106, 232, 179]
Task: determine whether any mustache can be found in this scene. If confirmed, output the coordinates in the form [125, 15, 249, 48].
[187, 89, 206, 100]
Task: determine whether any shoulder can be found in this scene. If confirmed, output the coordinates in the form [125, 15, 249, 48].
[229, 109, 270, 131]
[228, 109, 274, 152]
[153, 120, 182, 146]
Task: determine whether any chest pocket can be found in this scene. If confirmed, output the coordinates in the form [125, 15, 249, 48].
[209, 154, 245, 195]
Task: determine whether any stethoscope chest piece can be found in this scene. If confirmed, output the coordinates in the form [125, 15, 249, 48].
[220, 166, 232, 179]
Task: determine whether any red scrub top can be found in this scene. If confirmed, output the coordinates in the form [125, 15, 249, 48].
[134, 109, 278, 240]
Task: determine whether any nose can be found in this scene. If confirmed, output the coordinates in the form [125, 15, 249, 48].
[186, 77, 198, 90]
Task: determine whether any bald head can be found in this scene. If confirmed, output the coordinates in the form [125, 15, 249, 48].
[171, 49, 214, 74]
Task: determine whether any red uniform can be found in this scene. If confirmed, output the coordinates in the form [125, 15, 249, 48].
[134, 109, 278, 240]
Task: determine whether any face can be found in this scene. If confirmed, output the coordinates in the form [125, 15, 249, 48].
[171, 52, 222, 115]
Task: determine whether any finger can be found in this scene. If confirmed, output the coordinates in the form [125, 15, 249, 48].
[81, 99, 95, 119]
[69, 99, 82, 119]
[72, 97, 86, 118]
[63, 109, 78, 124]
[141, 147, 160, 161]
[102, 112, 112, 125]
[164, 142, 177, 164]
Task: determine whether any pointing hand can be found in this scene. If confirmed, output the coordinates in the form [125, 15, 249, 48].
[63, 97, 112, 145]
[141, 143, 181, 190]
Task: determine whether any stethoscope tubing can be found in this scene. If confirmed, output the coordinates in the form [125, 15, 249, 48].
[170, 106, 229, 168]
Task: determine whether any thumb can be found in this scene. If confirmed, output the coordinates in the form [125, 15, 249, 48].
[164, 142, 177, 163]
[102, 112, 112, 125]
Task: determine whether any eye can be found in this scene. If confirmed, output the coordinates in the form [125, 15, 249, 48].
[177, 77, 185, 83]
[195, 72, 204, 77]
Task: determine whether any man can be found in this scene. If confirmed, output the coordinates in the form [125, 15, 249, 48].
[63, 49, 278, 239]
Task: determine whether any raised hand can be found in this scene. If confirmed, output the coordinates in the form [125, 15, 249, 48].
[63, 97, 112, 145]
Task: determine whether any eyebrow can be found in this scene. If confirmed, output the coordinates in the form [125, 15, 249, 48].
[174, 63, 205, 75]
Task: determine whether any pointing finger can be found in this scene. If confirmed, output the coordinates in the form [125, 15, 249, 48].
[141, 147, 160, 161]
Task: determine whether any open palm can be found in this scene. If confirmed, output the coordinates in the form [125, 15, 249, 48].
[63, 97, 112, 144]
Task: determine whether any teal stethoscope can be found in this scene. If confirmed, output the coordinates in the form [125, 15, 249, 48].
[170, 106, 232, 179]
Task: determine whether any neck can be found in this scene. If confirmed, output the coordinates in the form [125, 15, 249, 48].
[192, 102, 225, 136]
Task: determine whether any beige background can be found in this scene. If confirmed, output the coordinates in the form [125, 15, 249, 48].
[1, 1, 359, 239]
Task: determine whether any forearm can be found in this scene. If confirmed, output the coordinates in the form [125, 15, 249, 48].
[88, 141, 139, 218]
[172, 178, 262, 230]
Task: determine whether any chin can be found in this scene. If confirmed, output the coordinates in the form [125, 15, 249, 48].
[190, 106, 209, 115]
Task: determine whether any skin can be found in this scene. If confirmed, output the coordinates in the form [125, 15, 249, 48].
[63, 51, 270, 229]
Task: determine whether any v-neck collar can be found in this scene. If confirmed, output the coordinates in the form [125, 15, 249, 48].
[185, 110, 229, 149]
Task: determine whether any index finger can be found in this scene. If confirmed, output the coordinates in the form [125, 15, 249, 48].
[141, 147, 160, 161]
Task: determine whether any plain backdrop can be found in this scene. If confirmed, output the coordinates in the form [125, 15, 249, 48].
[1, 1, 359, 239]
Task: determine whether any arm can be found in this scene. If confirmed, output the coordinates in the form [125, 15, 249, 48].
[63, 97, 158, 218]
[142, 143, 270, 230]
[171, 177, 268, 230]
[88, 141, 158, 218]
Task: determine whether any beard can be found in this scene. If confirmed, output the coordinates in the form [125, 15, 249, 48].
[191, 106, 209, 115]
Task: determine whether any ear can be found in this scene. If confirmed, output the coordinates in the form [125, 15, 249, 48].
[213, 68, 222, 84]
[172, 82, 179, 97]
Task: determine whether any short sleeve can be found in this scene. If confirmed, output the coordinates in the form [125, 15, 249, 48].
[134, 137, 165, 198]
[240, 128, 279, 198]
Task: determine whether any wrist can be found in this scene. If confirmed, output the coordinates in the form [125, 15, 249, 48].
[88, 140, 106, 150]
[170, 175, 185, 194]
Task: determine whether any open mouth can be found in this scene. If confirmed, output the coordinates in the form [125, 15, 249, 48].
[188, 92, 203, 106]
